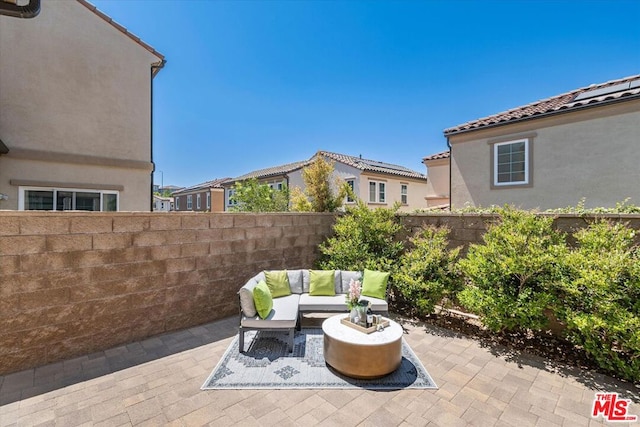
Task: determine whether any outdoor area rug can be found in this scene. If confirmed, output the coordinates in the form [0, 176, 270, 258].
[201, 329, 437, 390]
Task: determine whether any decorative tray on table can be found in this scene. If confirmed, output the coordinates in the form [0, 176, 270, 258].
[341, 317, 389, 334]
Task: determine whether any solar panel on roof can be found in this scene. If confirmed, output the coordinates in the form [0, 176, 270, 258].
[359, 159, 412, 172]
[574, 82, 631, 101]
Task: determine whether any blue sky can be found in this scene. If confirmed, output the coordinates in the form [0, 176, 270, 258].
[91, 0, 640, 188]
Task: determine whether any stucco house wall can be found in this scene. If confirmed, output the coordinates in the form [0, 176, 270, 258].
[450, 100, 640, 210]
[0, 0, 163, 211]
[423, 155, 450, 208]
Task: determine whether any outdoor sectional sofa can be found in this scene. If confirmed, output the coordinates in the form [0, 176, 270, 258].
[237, 269, 389, 353]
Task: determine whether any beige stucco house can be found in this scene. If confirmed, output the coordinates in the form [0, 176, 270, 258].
[445, 75, 640, 210]
[422, 150, 450, 209]
[223, 151, 429, 212]
[0, 0, 164, 211]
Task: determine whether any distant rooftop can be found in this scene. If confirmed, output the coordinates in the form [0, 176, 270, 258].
[228, 151, 427, 184]
[319, 151, 427, 180]
[445, 74, 640, 136]
[230, 161, 310, 182]
[422, 150, 450, 162]
[172, 178, 230, 195]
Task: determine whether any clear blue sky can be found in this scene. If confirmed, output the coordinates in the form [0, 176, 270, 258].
[91, 0, 640, 188]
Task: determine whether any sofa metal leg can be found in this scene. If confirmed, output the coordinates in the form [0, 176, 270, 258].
[288, 329, 294, 353]
[239, 328, 245, 353]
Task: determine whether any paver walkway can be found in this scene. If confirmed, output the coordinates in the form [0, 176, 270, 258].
[0, 315, 638, 426]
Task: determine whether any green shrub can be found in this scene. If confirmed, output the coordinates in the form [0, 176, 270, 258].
[558, 220, 640, 382]
[394, 226, 461, 315]
[457, 206, 567, 332]
[317, 200, 404, 273]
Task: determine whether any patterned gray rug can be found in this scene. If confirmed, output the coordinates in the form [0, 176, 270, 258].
[201, 329, 437, 390]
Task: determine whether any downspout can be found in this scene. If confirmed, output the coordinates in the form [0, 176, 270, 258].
[446, 136, 452, 210]
[0, 0, 40, 18]
[149, 60, 166, 211]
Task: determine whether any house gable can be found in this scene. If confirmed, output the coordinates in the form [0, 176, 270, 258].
[446, 76, 640, 210]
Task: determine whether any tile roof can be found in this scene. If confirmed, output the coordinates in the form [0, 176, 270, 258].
[230, 160, 310, 182]
[422, 150, 450, 161]
[319, 151, 428, 180]
[445, 74, 640, 136]
[172, 178, 231, 195]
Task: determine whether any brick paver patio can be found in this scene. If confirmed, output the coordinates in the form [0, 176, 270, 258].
[0, 315, 638, 426]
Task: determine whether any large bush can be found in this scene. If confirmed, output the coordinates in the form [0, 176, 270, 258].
[394, 226, 461, 316]
[558, 220, 640, 382]
[458, 207, 567, 332]
[317, 201, 404, 273]
[229, 178, 289, 212]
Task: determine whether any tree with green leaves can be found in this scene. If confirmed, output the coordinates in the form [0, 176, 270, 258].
[317, 200, 404, 273]
[290, 155, 349, 212]
[229, 178, 289, 212]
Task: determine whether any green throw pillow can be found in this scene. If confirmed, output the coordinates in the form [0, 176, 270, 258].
[264, 270, 291, 298]
[253, 280, 273, 319]
[309, 270, 336, 296]
[361, 269, 390, 300]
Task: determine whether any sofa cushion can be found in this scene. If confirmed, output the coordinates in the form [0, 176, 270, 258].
[241, 294, 300, 328]
[253, 280, 273, 319]
[239, 279, 258, 318]
[359, 295, 388, 313]
[361, 269, 390, 300]
[298, 294, 348, 312]
[286, 269, 304, 294]
[265, 270, 292, 298]
[340, 271, 362, 294]
[309, 270, 336, 296]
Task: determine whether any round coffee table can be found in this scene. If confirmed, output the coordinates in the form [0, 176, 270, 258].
[322, 314, 403, 379]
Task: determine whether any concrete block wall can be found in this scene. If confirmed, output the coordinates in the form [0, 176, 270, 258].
[0, 211, 336, 375]
[399, 213, 640, 252]
[2, 210, 639, 375]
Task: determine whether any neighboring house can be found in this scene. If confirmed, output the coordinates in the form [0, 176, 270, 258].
[0, 0, 164, 211]
[223, 160, 309, 210]
[422, 150, 450, 209]
[444, 75, 640, 210]
[153, 195, 173, 212]
[173, 178, 230, 212]
[223, 151, 429, 212]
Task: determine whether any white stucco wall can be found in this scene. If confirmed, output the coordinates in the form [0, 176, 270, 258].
[0, 1, 161, 211]
[450, 101, 640, 210]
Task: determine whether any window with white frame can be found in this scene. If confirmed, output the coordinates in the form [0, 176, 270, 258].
[206, 192, 211, 209]
[187, 194, 193, 210]
[401, 184, 408, 205]
[176, 197, 180, 210]
[346, 179, 355, 203]
[493, 139, 529, 186]
[19, 187, 118, 211]
[228, 189, 237, 206]
[196, 194, 201, 209]
[267, 180, 284, 191]
[368, 181, 386, 203]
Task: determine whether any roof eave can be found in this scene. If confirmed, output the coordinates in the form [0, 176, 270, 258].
[444, 94, 640, 138]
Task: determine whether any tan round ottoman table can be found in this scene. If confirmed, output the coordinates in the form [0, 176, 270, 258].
[322, 314, 403, 379]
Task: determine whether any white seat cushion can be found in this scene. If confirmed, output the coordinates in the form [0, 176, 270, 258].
[298, 294, 348, 311]
[359, 296, 388, 312]
[241, 294, 299, 328]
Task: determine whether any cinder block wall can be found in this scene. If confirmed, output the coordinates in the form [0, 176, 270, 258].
[399, 213, 640, 251]
[2, 211, 639, 375]
[0, 211, 336, 375]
